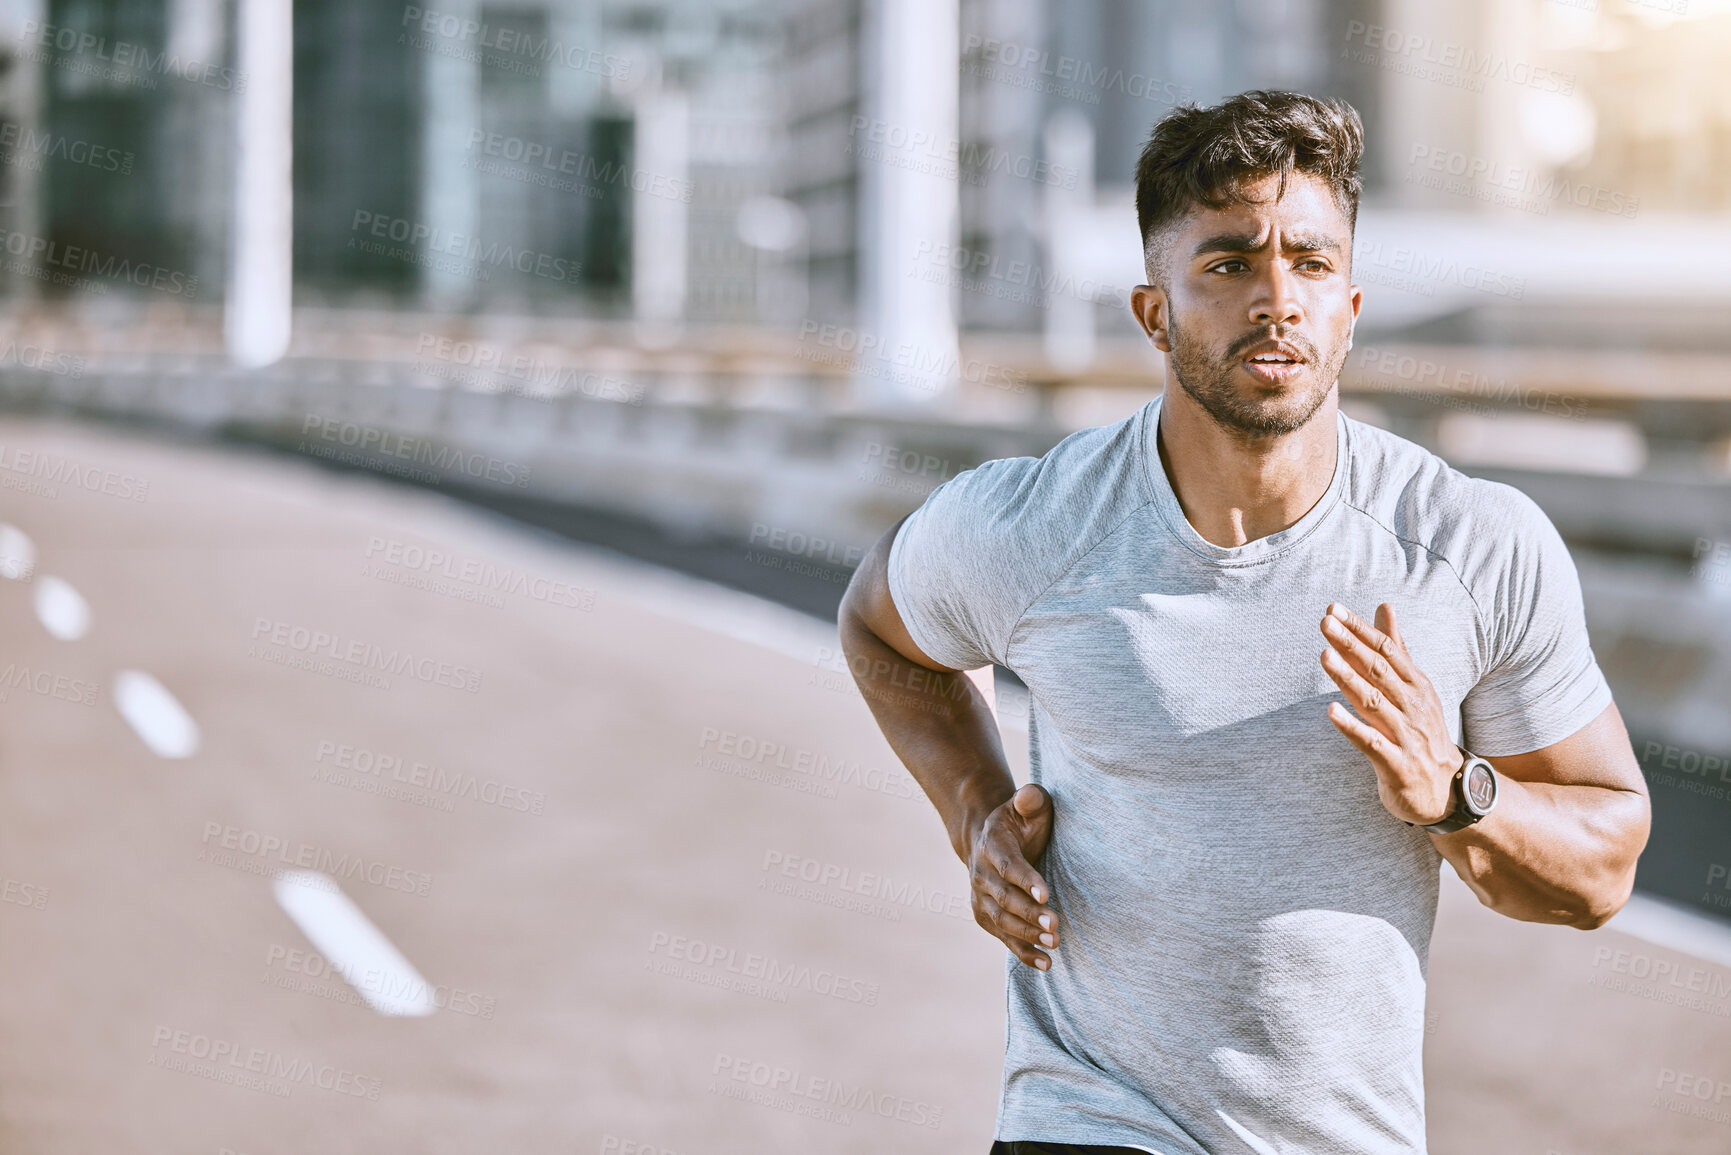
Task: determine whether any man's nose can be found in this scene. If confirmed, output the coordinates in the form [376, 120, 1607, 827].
[1249, 264, 1304, 328]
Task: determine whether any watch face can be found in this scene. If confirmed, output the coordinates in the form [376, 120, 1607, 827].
[1464, 761, 1497, 813]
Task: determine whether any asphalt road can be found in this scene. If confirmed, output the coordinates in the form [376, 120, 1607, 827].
[1, 416, 1727, 1154]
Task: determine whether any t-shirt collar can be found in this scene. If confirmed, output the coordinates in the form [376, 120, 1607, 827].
[1138, 392, 1350, 567]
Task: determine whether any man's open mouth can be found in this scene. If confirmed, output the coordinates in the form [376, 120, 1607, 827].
[1240, 342, 1307, 384]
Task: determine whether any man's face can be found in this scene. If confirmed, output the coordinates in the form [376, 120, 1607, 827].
[1132, 172, 1362, 438]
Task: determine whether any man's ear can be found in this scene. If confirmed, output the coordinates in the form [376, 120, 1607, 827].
[1347, 280, 1363, 350]
[1130, 284, 1171, 353]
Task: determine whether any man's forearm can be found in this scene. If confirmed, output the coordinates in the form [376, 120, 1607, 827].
[837, 610, 1015, 864]
[1431, 774, 1648, 929]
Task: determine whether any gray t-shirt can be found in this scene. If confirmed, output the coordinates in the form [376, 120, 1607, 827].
[887, 395, 1611, 1154]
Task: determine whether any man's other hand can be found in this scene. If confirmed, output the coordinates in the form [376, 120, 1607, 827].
[968, 783, 1060, 970]
[1320, 601, 1462, 826]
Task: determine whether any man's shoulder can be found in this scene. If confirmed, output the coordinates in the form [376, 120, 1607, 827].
[1341, 413, 1562, 577]
[898, 403, 1156, 605]
[888, 404, 1157, 665]
[922, 402, 1154, 541]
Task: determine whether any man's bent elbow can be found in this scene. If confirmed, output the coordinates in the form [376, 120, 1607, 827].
[1570, 872, 1637, 931]
[1564, 788, 1650, 931]
[837, 571, 879, 660]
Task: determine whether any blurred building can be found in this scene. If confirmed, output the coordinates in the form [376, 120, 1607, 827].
[0, 0, 790, 324]
[4, 0, 1731, 337]
[782, 0, 1377, 333]
[290, 0, 788, 322]
[0, 0, 231, 300]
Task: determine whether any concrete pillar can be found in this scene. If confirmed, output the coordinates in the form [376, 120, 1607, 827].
[171, 0, 231, 301]
[632, 85, 690, 336]
[1043, 108, 1095, 373]
[0, 0, 46, 301]
[856, 0, 961, 407]
[224, 0, 293, 368]
[420, 0, 480, 310]
[1376, 0, 1482, 210]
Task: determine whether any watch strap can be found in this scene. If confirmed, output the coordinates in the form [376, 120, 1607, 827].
[1419, 772, 1477, 834]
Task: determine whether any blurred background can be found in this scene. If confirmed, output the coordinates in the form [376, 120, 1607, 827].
[1, 0, 1729, 1151]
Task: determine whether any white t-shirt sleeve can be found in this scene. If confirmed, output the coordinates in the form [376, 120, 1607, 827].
[886, 456, 1045, 672]
[1459, 487, 1613, 756]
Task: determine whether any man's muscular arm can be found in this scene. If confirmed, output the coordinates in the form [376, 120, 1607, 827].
[1320, 602, 1650, 930]
[839, 519, 1062, 969]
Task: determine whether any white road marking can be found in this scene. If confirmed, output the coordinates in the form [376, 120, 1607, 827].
[0, 523, 35, 580]
[112, 670, 201, 759]
[34, 575, 92, 640]
[272, 871, 435, 1017]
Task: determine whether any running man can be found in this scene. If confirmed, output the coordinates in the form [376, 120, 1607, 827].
[837, 91, 1650, 1155]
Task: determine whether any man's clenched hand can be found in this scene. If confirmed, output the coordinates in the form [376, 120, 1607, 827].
[1320, 601, 1464, 827]
[967, 783, 1060, 970]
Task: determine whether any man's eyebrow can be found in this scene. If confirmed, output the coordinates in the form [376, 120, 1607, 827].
[1191, 232, 1343, 257]
[1191, 232, 1262, 257]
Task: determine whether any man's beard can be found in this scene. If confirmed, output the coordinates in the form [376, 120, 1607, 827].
[1168, 313, 1341, 437]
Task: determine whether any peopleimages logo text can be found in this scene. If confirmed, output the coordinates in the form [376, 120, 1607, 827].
[711, 1053, 943, 1130]
[198, 822, 433, 897]
[249, 618, 483, 694]
[847, 116, 1078, 189]
[149, 1026, 380, 1099]
[348, 210, 579, 283]
[399, 7, 630, 79]
[0, 227, 197, 297]
[0, 121, 133, 173]
[364, 536, 595, 611]
[300, 416, 532, 487]
[19, 20, 245, 91]
[313, 739, 546, 816]
[464, 130, 692, 202]
[0, 443, 148, 498]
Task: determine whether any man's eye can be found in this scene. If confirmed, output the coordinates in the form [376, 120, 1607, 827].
[1298, 259, 1330, 273]
[1211, 260, 1247, 274]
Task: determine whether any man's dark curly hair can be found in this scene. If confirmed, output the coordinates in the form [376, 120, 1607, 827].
[1134, 90, 1364, 279]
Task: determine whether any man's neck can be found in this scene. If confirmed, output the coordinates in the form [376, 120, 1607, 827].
[1154, 388, 1340, 548]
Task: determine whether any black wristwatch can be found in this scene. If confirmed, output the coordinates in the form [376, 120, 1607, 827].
[1406, 750, 1498, 834]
